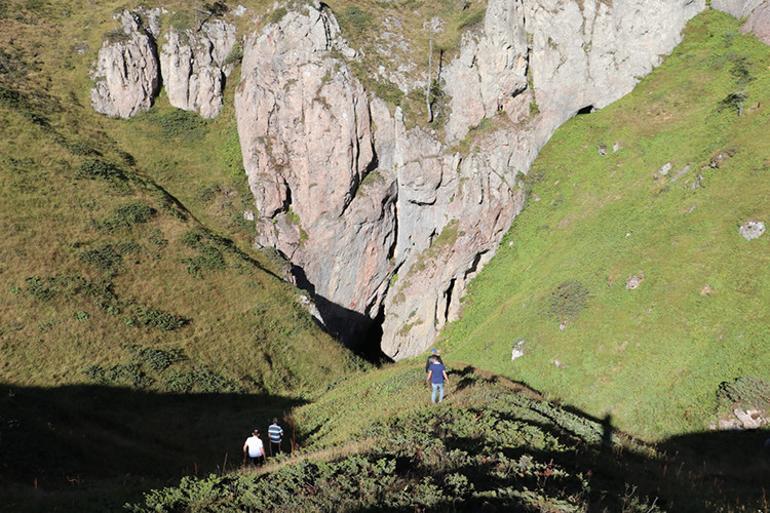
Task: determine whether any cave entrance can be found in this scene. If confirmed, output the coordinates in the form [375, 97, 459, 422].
[290, 264, 391, 365]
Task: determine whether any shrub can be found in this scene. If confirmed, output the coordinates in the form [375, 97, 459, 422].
[719, 91, 747, 115]
[165, 368, 242, 393]
[79, 243, 131, 275]
[84, 363, 154, 388]
[100, 203, 157, 230]
[24, 276, 56, 301]
[127, 345, 187, 372]
[223, 43, 243, 66]
[151, 109, 208, 139]
[76, 159, 127, 181]
[129, 305, 189, 331]
[549, 280, 590, 321]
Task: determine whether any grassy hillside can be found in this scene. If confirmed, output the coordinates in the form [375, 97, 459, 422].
[0, 2, 364, 509]
[441, 11, 770, 439]
[126, 363, 770, 513]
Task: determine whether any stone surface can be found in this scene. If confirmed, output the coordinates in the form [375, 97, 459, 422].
[160, 19, 237, 118]
[626, 274, 645, 290]
[739, 220, 766, 240]
[511, 339, 526, 361]
[235, 0, 705, 359]
[91, 9, 161, 118]
[713, 0, 770, 45]
[712, 0, 766, 18]
[742, 1, 770, 44]
[443, 0, 528, 142]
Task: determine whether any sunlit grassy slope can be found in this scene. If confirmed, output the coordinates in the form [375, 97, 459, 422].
[441, 11, 770, 439]
[0, 0, 362, 396]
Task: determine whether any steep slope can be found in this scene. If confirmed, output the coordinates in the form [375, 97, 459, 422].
[0, 0, 360, 394]
[441, 11, 770, 439]
[0, 3, 363, 509]
[127, 363, 770, 513]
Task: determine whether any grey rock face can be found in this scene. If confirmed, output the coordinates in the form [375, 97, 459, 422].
[235, 5, 394, 341]
[742, 2, 770, 44]
[739, 220, 766, 240]
[443, 0, 528, 142]
[712, 0, 766, 18]
[235, 0, 705, 359]
[160, 20, 237, 119]
[90, 10, 161, 118]
[713, 0, 770, 45]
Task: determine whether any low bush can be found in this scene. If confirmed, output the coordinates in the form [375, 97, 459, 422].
[76, 159, 127, 181]
[130, 306, 189, 331]
[100, 202, 157, 230]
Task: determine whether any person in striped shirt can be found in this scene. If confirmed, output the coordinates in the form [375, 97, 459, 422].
[268, 418, 284, 456]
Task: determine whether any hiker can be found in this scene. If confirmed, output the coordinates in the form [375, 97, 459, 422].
[268, 418, 284, 456]
[425, 348, 444, 373]
[242, 428, 266, 467]
[426, 355, 449, 404]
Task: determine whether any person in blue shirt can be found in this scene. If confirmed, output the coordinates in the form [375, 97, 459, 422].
[426, 355, 449, 404]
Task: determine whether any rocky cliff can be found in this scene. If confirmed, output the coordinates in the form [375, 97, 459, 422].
[92, 0, 731, 359]
[233, 0, 704, 358]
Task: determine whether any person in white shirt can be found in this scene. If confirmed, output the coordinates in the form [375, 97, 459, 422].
[243, 428, 266, 467]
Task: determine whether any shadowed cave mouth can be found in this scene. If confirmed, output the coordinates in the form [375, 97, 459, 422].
[290, 264, 391, 365]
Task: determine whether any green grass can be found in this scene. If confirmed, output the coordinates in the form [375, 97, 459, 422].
[0, 1, 367, 508]
[126, 363, 770, 513]
[440, 11, 770, 439]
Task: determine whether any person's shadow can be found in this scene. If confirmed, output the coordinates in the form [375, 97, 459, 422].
[601, 413, 613, 452]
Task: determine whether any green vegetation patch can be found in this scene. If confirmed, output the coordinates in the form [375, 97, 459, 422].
[441, 11, 770, 439]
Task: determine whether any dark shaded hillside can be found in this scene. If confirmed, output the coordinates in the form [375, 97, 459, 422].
[0, 385, 305, 513]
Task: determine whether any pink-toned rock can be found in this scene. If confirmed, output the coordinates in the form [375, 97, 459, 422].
[742, 2, 770, 45]
[91, 10, 161, 118]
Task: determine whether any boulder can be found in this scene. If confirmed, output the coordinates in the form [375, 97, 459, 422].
[90, 10, 161, 118]
[160, 19, 237, 118]
[739, 220, 766, 240]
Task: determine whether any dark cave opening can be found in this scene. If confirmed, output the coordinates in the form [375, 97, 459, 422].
[290, 264, 391, 366]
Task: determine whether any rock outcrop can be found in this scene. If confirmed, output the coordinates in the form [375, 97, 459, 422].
[92, 10, 236, 119]
[741, 2, 770, 44]
[161, 19, 237, 118]
[234, 0, 704, 359]
[91, 9, 161, 118]
[713, 0, 770, 44]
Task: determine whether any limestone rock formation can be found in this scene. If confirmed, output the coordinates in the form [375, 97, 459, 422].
[91, 9, 161, 118]
[713, 0, 770, 44]
[160, 19, 237, 118]
[235, 0, 704, 359]
[712, 0, 766, 18]
[235, 5, 395, 341]
[442, 0, 528, 142]
[742, 2, 770, 44]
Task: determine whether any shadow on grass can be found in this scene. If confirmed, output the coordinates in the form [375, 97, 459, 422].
[0, 384, 305, 513]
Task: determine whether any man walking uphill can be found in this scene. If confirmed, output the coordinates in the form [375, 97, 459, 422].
[268, 418, 284, 456]
[426, 356, 449, 404]
[243, 428, 266, 467]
